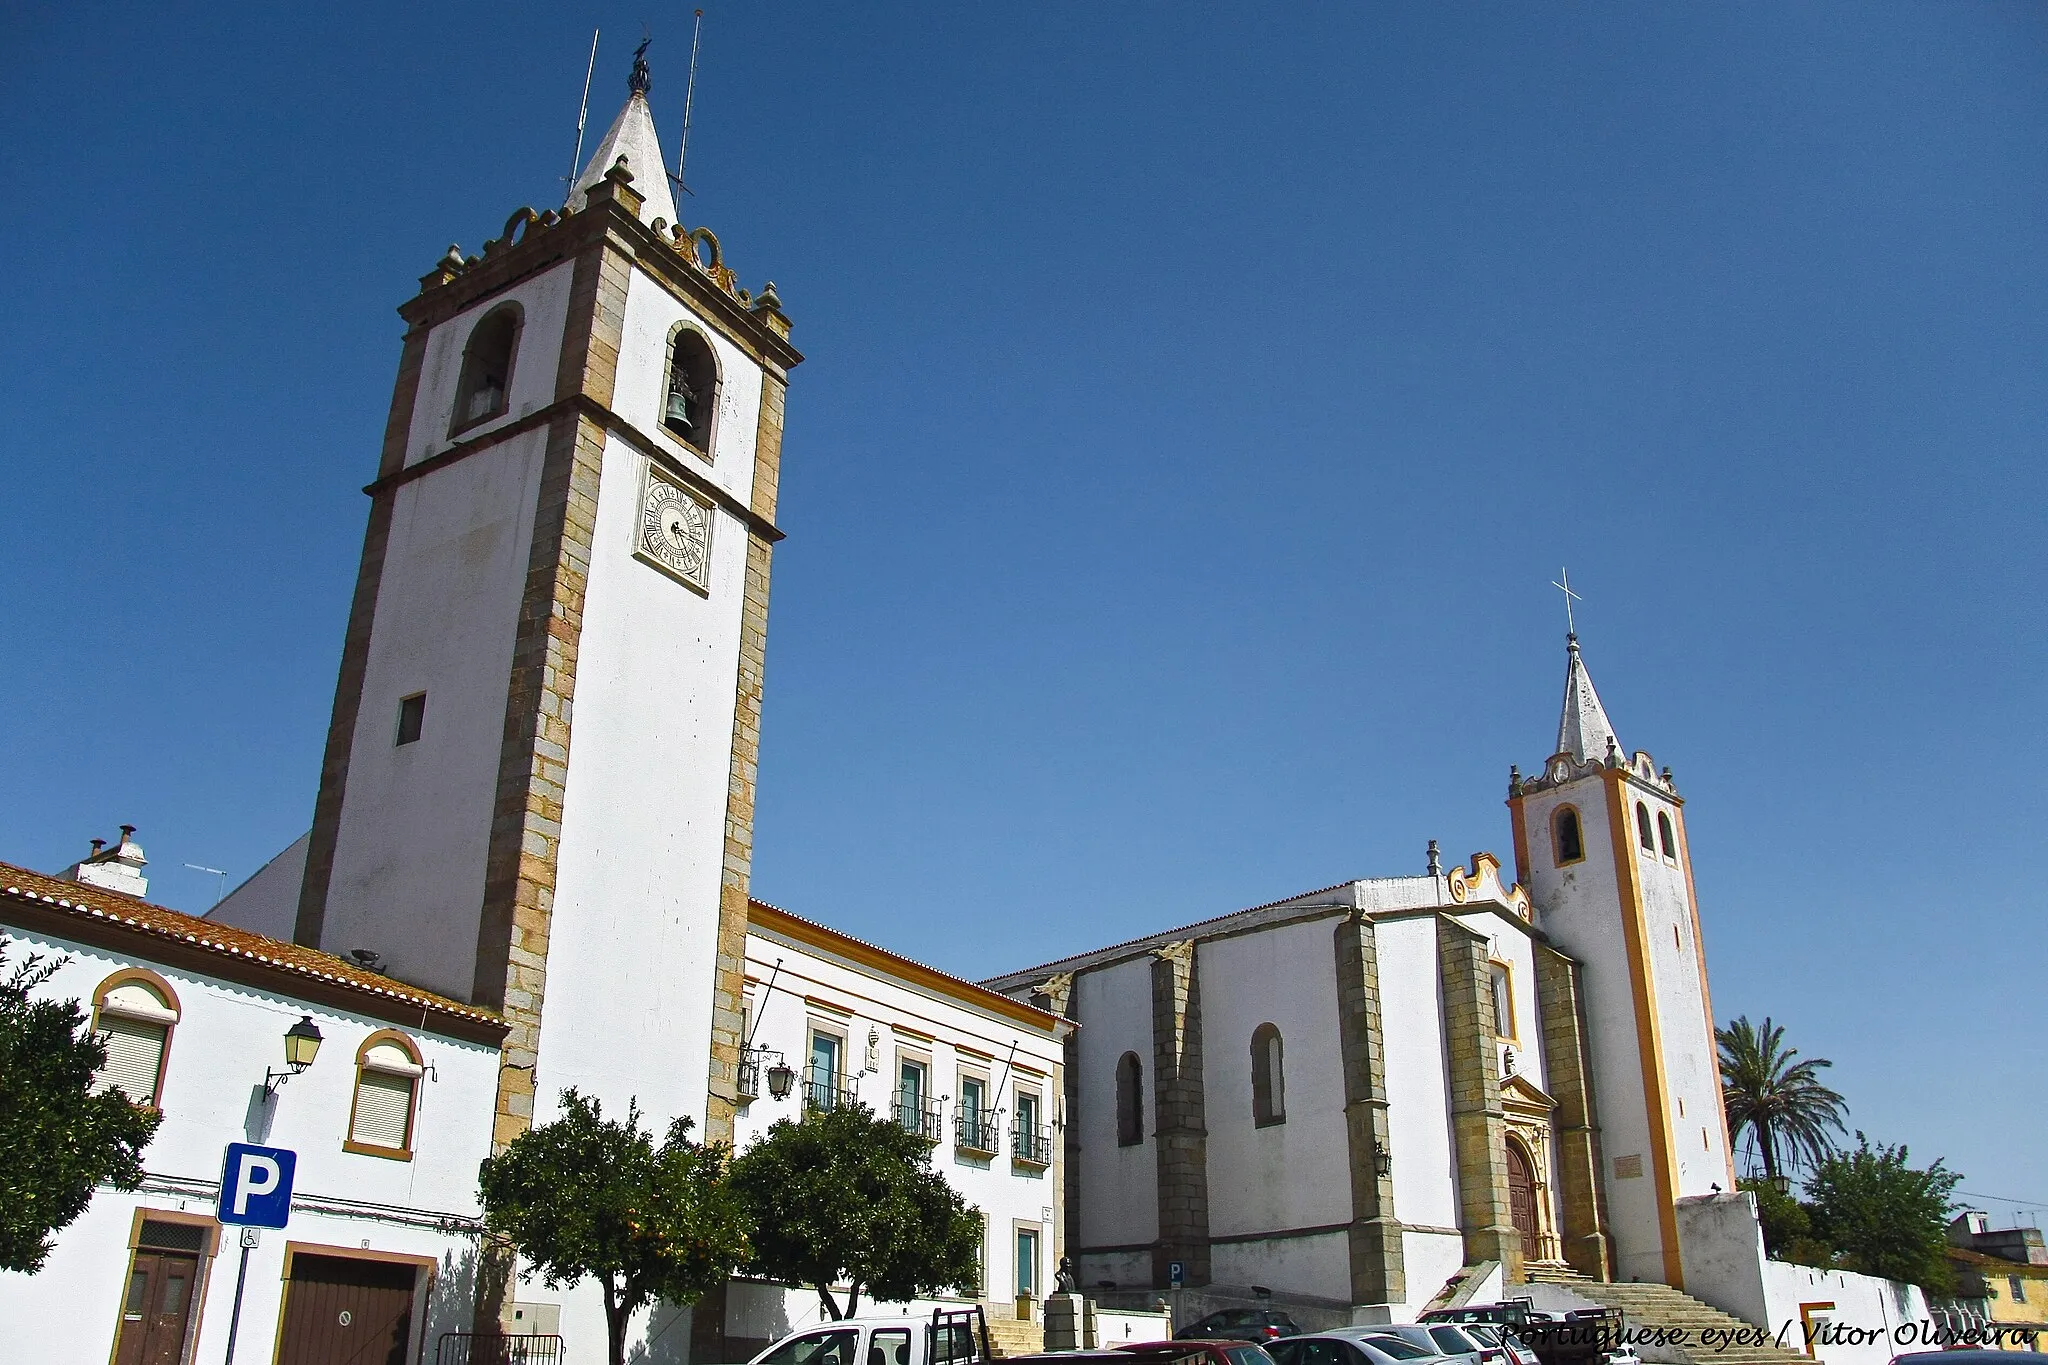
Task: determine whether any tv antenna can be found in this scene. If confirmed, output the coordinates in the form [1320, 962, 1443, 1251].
[564, 28, 601, 197]
[185, 863, 228, 909]
[670, 9, 705, 203]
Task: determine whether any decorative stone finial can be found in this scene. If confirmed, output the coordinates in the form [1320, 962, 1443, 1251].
[607, 154, 634, 185]
[1427, 839, 1442, 877]
[1508, 764, 1523, 797]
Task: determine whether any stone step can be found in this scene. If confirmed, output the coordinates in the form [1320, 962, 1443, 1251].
[1556, 1282, 1811, 1365]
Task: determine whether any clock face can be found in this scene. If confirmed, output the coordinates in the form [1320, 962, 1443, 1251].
[637, 468, 711, 589]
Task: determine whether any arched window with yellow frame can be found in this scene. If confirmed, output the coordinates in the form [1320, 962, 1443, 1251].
[91, 969, 180, 1108]
[346, 1030, 425, 1160]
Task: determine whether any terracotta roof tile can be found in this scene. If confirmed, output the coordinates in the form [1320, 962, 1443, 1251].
[0, 860, 503, 1035]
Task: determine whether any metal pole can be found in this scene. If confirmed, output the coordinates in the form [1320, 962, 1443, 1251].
[672, 9, 705, 201]
[221, 1240, 253, 1364]
[566, 29, 600, 195]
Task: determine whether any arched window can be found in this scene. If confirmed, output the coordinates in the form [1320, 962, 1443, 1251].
[347, 1031, 424, 1160]
[1636, 802, 1656, 850]
[662, 324, 721, 453]
[450, 303, 522, 435]
[1115, 1051, 1144, 1146]
[1489, 963, 1516, 1041]
[92, 971, 180, 1108]
[1553, 806, 1584, 866]
[1657, 812, 1677, 860]
[1250, 1023, 1285, 1127]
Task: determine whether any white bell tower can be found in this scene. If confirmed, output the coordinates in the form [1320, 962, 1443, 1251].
[294, 47, 800, 1162]
[1508, 634, 1736, 1287]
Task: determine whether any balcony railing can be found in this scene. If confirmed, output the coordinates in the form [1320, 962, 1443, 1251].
[803, 1065, 858, 1112]
[894, 1091, 943, 1142]
[737, 1048, 763, 1101]
[1010, 1120, 1053, 1165]
[955, 1108, 1002, 1154]
[437, 1334, 564, 1365]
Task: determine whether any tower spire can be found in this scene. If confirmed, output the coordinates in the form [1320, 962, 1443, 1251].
[566, 40, 679, 227]
[1556, 633, 1621, 764]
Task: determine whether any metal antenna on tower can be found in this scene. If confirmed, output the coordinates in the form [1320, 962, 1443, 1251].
[671, 9, 706, 202]
[564, 28, 601, 197]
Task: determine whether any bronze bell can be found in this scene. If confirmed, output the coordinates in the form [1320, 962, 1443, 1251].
[666, 384, 694, 430]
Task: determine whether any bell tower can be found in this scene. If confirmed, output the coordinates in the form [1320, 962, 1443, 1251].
[294, 48, 800, 1157]
[1508, 635, 1735, 1287]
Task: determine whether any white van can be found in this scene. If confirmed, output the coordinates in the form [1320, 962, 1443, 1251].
[746, 1308, 991, 1365]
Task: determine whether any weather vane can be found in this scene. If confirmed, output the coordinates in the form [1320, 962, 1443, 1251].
[1551, 568, 1582, 636]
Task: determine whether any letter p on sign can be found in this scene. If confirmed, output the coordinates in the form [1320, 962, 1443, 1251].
[218, 1142, 297, 1228]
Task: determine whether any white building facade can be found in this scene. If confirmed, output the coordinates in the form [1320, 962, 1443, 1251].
[0, 860, 506, 1365]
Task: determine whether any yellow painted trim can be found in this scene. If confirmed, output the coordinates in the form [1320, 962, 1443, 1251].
[1507, 795, 1534, 888]
[1798, 1301, 1837, 1358]
[802, 994, 853, 1017]
[1673, 805, 1738, 1190]
[750, 902, 1062, 1034]
[1488, 957, 1520, 1042]
[1603, 769, 1685, 1287]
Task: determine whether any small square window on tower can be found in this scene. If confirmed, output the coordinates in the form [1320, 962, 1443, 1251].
[395, 693, 427, 746]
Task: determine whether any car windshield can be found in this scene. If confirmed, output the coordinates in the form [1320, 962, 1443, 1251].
[1429, 1327, 1480, 1354]
[1361, 1337, 1436, 1361]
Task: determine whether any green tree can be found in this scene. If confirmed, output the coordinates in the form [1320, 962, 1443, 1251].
[728, 1102, 983, 1320]
[1718, 1015, 1848, 1182]
[0, 941, 161, 1273]
[1739, 1176, 1836, 1269]
[478, 1089, 748, 1365]
[1803, 1133, 1960, 1293]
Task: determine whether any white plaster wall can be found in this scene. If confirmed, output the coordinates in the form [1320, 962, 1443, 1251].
[1401, 1228, 1470, 1317]
[403, 262, 576, 468]
[1519, 779, 1663, 1283]
[322, 430, 545, 998]
[0, 927, 500, 1365]
[1762, 1261, 1929, 1365]
[1072, 958, 1159, 1261]
[1210, 1231, 1351, 1303]
[1198, 920, 1349, 1241]
[207, 831, 309, 939]
[612, 270, 767, 505]
[731, 925, 1065, 1315]
[1629, 791, 1734, 1197]
[1450, 909, 1548, 1090]
[1375, 917, 1460, 1233]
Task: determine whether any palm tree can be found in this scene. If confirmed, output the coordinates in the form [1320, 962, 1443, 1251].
[1717, 1015, 1848, 1183]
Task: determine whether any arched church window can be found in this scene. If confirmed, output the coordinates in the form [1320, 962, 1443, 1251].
[1250, 1023, 1285, 1127]
[1657, 812, 1677, 860]
[1553, 806, 1584, 865]
[1116, 1051, 1144, 1146]
[1636, 802, 1655, 851]
[450, 302, 521, 436]
[663, 324, 720, 453]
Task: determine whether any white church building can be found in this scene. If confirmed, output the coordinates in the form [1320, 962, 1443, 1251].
[1, 40, 1839, 1365]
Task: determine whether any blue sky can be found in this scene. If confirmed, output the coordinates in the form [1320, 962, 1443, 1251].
[4, 5, 2043, 1213]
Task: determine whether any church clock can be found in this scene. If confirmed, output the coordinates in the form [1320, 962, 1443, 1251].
[637, 464, 713, 590]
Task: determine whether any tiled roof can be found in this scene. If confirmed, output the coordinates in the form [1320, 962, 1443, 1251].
[0, 860, 504, 1036]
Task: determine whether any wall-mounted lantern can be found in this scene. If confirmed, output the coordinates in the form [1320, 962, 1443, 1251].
[264, 1016, 324, 1096]
[766, 1059, 796, 1101]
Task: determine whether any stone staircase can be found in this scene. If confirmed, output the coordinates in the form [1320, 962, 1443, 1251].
[983, 1312, 1045, 1358]
[1523, 1262, 1594, 1285]
[1558, 1281, 1810, 1365]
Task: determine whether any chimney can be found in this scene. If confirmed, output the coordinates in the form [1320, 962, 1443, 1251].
[64, 825, 149, 898]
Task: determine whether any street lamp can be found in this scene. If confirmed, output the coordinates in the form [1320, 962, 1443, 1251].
[264, 1016, 325, 1095]
[766, 1059, 796, 1101]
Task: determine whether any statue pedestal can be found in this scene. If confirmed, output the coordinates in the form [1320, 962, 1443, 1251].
[1044, 1293, 1091, 1351]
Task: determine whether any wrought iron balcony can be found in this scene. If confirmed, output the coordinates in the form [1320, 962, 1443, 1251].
[894, 1091, 943, 1142]
[955, 1108, 1002, 1155]
[737, 1048, 762, 1101]
[802, 1064, 858, 1112]
[1011, 1119, 1053, 1166]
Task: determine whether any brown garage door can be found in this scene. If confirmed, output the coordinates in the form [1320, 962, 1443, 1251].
[277, 1253, 418, 1365]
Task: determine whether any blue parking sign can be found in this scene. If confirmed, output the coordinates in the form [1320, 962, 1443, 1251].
[218, 1143, 296, 1228]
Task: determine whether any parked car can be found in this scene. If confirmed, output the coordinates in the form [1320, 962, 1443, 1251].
[1117, 1339, 1278, 1365]
[1457, 1324, 1539, 1365]
[747, 1308, 992, 1365]
[1009, 1351, 1212, 1365]
[1270, 1330, 1447, 1365]
[1373, 1325, 1487, 1365]
[1182, 1310, 1303, 1343]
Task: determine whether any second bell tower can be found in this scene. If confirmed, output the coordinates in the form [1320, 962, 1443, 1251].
[294, 49, 801, 1154]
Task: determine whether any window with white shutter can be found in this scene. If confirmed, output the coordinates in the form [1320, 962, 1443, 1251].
[97, 1016, 168, 1105]
[348, 1037, 423, 1156]
[92, 975, 179, 1107]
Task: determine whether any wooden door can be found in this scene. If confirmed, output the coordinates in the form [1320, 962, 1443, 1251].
[113, 1251, 199, 1365]
[1506, 1141, 1538, 1244]
[276, 1253, 417, 1365]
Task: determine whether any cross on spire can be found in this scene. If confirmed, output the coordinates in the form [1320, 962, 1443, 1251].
[1551, 568, 1582, 637]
